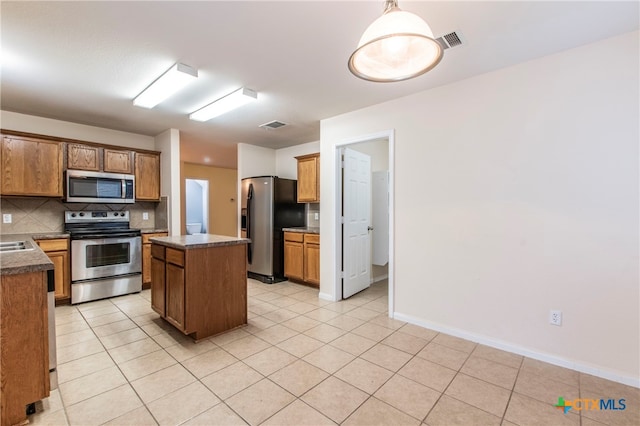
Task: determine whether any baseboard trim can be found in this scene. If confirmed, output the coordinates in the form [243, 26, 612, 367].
[393, 311, 640, 388]
[318, 291, 335, 302]
[370, 274, 388, 284]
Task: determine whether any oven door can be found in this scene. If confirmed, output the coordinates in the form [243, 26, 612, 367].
[71, 236, 142, 282]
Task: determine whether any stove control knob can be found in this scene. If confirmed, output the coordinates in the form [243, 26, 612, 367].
[113, 212, 119, 216]
[120, 212, 125, 217]
[79, 212, 85, 217]
[70, 213, 77, 218]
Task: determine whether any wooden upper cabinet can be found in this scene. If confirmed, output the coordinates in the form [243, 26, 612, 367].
[296, 153, 320, 203]
[104, 149, 134, 174]
[1, 135, 64, 197]
[67, 143, 100, 171]
[135, 152, 161, 201]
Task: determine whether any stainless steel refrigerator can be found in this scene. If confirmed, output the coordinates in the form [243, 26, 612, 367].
[241, 176, 305, 283]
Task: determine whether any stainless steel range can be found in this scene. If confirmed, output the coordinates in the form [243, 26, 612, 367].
[65, 210, 142, 304]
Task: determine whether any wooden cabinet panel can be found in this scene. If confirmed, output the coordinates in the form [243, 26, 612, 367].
[151, 256, 166, 316]
[0, 271, 50, 426]
[36, 239, 70, 300]
[1, 135, 63, 196]
[284, 232, 319, 286]
[166, 262, 185, 331]
[135, 152, 160, 201]
[304, 236, 320, 286]
[104, 149, 134, 174]
[67, 143, 100, 171]
[284, 239, 304, 281]
[296, 153, 320, 203]
[142, 232, 168, 285]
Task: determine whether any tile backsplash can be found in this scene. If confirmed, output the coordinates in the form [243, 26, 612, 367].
[306, 203, 320, 227]
[0, 197, 167, 234]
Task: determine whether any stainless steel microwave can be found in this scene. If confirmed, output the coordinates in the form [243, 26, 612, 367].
[66, 170, 135, 203]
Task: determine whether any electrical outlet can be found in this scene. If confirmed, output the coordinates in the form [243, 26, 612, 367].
[142, 212, 149, 220]
[2, 214, 12, 224]
[314, 212, 319, 220]
[550, 310, 562, 326]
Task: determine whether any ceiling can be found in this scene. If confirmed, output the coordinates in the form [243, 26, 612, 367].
[2, 1, 638, 169]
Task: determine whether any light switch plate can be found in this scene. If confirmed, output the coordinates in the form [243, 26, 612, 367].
[142, 212, 149, 220]
[3, 214, 12, 224]
[314, 213, 319, 220]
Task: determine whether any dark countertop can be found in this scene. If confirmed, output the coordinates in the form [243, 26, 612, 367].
[150, 234, 250, 250]
[140, 228, 169, 234]
[282, 226, 320, 234]
[0, 235, 54, 276]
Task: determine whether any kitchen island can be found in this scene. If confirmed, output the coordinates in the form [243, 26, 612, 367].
[0, 237, 53, 426]
[149, 234, 250, 341]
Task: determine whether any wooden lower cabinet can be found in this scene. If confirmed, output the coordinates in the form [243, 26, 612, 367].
[284, 232, 319, 287]
[303, 234, 320, 285]
[0, 270, 50, 426]
[35, 238, 70, 302]
[142, 232, 168, 288]
[284, 233, 304, 281]
[150, 242, 247, 340]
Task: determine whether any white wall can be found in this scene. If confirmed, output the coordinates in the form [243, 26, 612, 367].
[0, 110, 155, 150]
[154, 129, 181, 235]
[237, 143, 276, 179]
[275, 141, 320, 179]
[320, 31, 639, 385]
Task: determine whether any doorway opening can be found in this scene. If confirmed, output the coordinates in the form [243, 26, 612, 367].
[185, 179, 208, 234]
[334, 130, 394, 316]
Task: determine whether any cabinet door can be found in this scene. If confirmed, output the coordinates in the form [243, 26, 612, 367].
[1, 136, 63, 196]
[284, 240, 304, 281]
[49, 251, 70, 299]
[35, 239, 70, 300]
[151, 257, 166, 316]
[142, 244, 152, 284]
[304, 238, 320, 286]
[165, 263, 185, 331]
[135, 152, 160, 201]
[104, 149, 134, 174]
[296, 154, 319, 202]
[67, 143, 100, 171]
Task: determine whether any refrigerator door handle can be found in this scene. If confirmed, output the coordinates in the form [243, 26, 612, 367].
[247, 183, 254, 264]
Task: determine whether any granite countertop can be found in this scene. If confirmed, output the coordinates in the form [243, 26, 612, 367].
[140, 228, 169, 234]
[150, 234, 250, 250]
[282, 226, 320, 234]
[0, 235, 54, 276]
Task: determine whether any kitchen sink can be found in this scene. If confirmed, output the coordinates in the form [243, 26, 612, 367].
[0, 240, 36, 253]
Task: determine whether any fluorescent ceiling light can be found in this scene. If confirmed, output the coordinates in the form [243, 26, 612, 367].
[189, 87, 257, 122]
[348, 0, 443, 82]
[133, 63, 198, 108]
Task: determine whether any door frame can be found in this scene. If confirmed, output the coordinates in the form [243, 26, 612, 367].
[334, 129, 395, 317]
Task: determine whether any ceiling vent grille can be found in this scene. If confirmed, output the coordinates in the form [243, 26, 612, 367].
[436, 31, 464, 50]
[259, 120, 288, 130]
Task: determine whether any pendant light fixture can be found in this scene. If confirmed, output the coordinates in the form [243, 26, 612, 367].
[348, 0, 443, 82]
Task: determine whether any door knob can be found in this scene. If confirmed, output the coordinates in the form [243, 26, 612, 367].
[367, 226, 374, 231]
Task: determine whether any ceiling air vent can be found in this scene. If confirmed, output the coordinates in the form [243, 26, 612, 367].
[259, 120, 288, 130]
[436, 31, 464, 50]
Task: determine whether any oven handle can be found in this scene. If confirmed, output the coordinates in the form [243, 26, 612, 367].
[71, 232, 141, 240]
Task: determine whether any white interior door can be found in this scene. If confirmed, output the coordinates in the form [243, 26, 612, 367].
[342, 147, 372, 298]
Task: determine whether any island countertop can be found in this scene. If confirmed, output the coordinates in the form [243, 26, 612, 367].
[0, 235, 54, 276]
[149, 234, 250, 250]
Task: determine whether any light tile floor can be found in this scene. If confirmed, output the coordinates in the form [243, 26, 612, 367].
[30, 279, 638, 425]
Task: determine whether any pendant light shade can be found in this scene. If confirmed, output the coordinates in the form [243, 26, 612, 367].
[348, 0, 443, 82]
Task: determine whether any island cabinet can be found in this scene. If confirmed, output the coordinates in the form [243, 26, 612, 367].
[150, 235, 249, 341]
[0, 135, 64, 197]
[0, 270, 50, 426]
